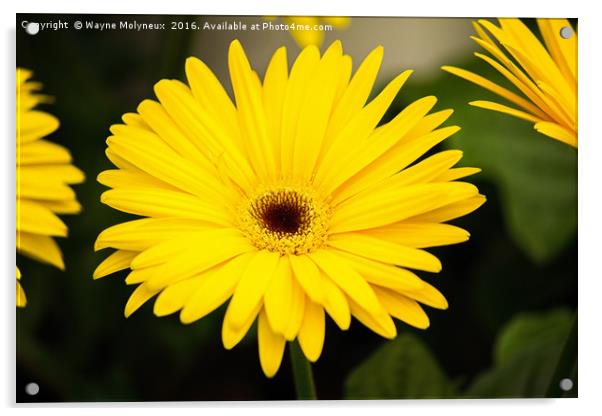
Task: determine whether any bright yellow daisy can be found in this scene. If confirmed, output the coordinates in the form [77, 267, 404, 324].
[16, 68, 85, 307]
[94, 40, 484, 377]
[442, 18, 577, 147]
[267, 16, 350, 47]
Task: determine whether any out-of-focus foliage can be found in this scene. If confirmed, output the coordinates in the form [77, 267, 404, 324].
[464, 308, 574, 398]
[344, 333, 456, 399]
[344, 308, 575, 399]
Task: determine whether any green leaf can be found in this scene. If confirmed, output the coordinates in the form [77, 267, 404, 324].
[494, 308, 573, 365]
[390, 58, 577, 264]
[344, 333, 455, 399]
[465, 308, 574, 398]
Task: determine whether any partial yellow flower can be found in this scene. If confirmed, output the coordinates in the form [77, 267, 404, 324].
[16, 68, 85, 307]
[442, 18, 577, 147]
[94, 40, 484, 377]
[267, 16, 350, 47]
[16, 268, 26, 307]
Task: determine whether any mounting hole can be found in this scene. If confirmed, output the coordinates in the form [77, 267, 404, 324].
[24, 22, 40, 35]
[560, 26, 573, 39]
[559, 378, 573, 391]
[25, 382, 39, 396]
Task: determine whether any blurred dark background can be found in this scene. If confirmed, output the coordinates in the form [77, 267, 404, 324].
[16, 15, 577, 402]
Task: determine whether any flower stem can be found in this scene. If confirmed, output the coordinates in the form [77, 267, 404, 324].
[289, 340, 317, 400]
[546, 311, 578, 397]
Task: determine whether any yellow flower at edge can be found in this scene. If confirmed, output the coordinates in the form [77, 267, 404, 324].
[94, 40, 485, 377]
[267, 16, 350, 47]
[442, 18, 577, 148]
[16, 68, 85, 307]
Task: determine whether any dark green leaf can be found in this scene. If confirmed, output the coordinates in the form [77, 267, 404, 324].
[465, 308, 574, 398]
[495, 308, 572, 365]
[344, 333, 455, 399]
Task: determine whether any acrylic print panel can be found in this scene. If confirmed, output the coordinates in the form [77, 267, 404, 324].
[16, 14, 577, 402]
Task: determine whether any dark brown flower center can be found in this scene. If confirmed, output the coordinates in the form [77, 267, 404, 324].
[250, 190, 311, 236]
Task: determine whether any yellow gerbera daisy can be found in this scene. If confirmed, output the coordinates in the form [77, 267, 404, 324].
[94, 40, 484, 377]
[267, 16, 350, 47]
[442, 18, 577, 147]
[16, 68, 85, 307]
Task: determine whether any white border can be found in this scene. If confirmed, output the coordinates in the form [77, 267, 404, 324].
[3, 0, 601, 414]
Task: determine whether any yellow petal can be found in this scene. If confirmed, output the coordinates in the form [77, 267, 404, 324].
[264, 256, 295, 335]
[324, 93, 434, 195]
[469, 100, 542, 123]
[20, 165, 84, 185]
[17, 279, 27, 308]
[350, 149, 464, 197]
[534, 121, 577, 147]
[18, 177, 76, 201]
[180, 253, 254, 324]
[95, 218, 217, 252]
[280, 44, 321, 177]
[348, 298, 397, 339]
[498, 18, 572, 102]
[184, 57, 242, 148]
[257, 309, 286, 378]
[291, 41, 341, 180]
[228, 40, 273, 180]
[16, 231, 64, 269]
[403, 281, 449, 310]
[320, 271, 351, 330]
[37, 199, 82, 215]
[97, 169, 177, 192]
[133, 233, 255, 290]
[222, 300, 262, 350]
[289, 254, 325, 303]
[409, 194, 486, 223]
[127, 227, 243, 268]
[262, 46, 288, 176]
[124, 283, 160, 318]
[93, 250, 137, 279]
[224, 250, 280, 330]
[153, 78, 254, 189]
[18, 111, 59, 143]
[405, 109, 454, 139]
[333, 54, 352, 105]
[17, 199, 67, 237]
[328, 233, 442, 273]
[100, 188, 232, 226]
[283, 279, 306, 340]
[121, 112, 151, 130]
[153, 273, 207, 317]
[315, 70, 412, 189]
[331, 182, 479, 234]
[362, 223, 470, 248]
[298, 300, 325, 362]
[325, 45, 383, 144]
[136, 99, 218, 170]
[333, 126, 460, 204]
[441, 65, 546, 119]
[107, 126, 230, 203]
[537, 19, 576, 83]
[18, 140, 72, 165]
[332, 249, 426, 292]
[372, 286, 430, 329]
[433, 167, 482, 182]
[310, 249, 385, 317]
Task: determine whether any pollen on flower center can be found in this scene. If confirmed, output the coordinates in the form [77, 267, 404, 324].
[255, 194, 306, 235]
[239, 185, 331, 255]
